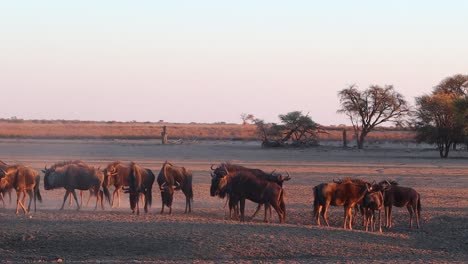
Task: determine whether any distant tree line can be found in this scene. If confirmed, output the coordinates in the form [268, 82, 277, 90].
[251, 74, 467, 158]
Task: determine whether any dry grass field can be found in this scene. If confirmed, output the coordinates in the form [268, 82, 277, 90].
[0, 119, 415, 143]
[0, 138, 467, 263]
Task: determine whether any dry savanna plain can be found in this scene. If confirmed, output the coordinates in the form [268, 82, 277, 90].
[0, 136, 467, 263]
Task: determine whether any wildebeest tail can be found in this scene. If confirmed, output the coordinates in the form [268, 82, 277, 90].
[145, 169, 155, 207]
[417, 194, 421, 219]
[313, 186, 319, 218]
[187, 172, 194, 201]
[102, 185, 111, 205]
[35, 175, 42, 202]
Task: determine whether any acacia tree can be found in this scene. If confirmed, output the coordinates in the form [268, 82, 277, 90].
[414, 74, 468, 157]
[255, 111, 324, 147]
[337, 85, 409, 149]
[240, 113, 255, 125]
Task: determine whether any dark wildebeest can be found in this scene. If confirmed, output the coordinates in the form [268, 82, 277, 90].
[0, 160, 13, 207]
[103, 161, 132, 208]
[157, 161, 193, 214]
[124, 162, 155, 215]
[0, 165, 42, 214]
[43, 160, 95, 207]
[313, 178, 372, 229]
[379, 180, 421, 229]
[43, 162, 110, 210]
[361, 189, 384, 232]
[210, 168, 286, 223]
[210, 163, 290, 222]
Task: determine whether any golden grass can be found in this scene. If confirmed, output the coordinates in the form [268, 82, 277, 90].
[0, 120, 416, 142]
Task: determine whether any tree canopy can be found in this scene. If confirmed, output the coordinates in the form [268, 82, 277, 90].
[255, 111, 324, 147]
[414, 74, 468, 157]
[337, 84, 409, 149]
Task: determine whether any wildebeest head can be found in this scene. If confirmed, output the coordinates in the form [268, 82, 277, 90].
[210, 164, 230, 197]
[43, 166, 66, 190]
[160, 181, 177, 207]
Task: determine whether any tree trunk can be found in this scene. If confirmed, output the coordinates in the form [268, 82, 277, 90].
[357, 131, 367, 149]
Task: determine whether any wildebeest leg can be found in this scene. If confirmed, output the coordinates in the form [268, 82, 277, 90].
[251, 203, 262, 220]
[71, 190, 81, 211]
[322, 203, 330, 227]
[371, 210, 376, 232]
[388, 206, 393, 228]
[100, 190, 104, 210]
[239, 198, 246, 222]
[364, 209, 369, 231]
[270, 202, 284, 224]
[60, 190, 71, 210]
[1, 192, 5, 208]
[111, 188, 118, 208]
[79, 190, 84, 208]
[26, 189, 34, 212]
[344, 206, 353, 229]
[15, 191, 26, 214]
[378, 209, 382, 233]
[316, 205, 321, 226]
[185, 195, 191, 213]
[407, 204, 414, 228]
[135, 194, 140, 215]
[86, 189, 93, 208]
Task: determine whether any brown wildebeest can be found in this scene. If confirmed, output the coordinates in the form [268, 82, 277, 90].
[124, 162, 155, 215]
[157, 161, 193, 214]
[210, 163, 290, 222]
[43, 162, 110, 210]
[0, 165, 42, 214]
[210, 168, 286, 223]
[361, 190, 384, 232]
[0, 160, 12, 207]
[103, 161, 132, 208]
[313, 178, 372, 229]
[379, 180, 421, 229]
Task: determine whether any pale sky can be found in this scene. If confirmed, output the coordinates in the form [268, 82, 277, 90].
[1, 1, 467, 125]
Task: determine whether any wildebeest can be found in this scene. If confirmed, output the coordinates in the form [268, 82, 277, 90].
[379, 180, 421, 229]
[43, 161, 110, 210]
[361, 189, 384, 232]
[210, 163, 290, 222]
[313, 178, 372, 229]
[157, 161, 193, 214]
[43, 160, 96, 207]
[103, 161, 133, 208]
[125, 162, 155, 215]
[0, 160, 12, 207]
[210, 167, 286, 223]
[0, 164, 42, 214]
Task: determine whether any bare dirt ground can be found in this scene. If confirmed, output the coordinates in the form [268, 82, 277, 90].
[0, 139, 467, 263]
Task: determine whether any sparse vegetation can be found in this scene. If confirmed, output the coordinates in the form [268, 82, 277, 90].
[255, 111, 326, 147]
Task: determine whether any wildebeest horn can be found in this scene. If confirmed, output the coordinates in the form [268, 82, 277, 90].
[174, 181, 180, 188]
[271, 169, 277, 174]
[284, 171, 291, 180]
[385, 180, 391, 185]
[222, 164, 229, 175]
[210, 164, 216, 170]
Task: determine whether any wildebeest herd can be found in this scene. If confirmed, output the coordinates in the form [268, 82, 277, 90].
[0, 159, 421, 232]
